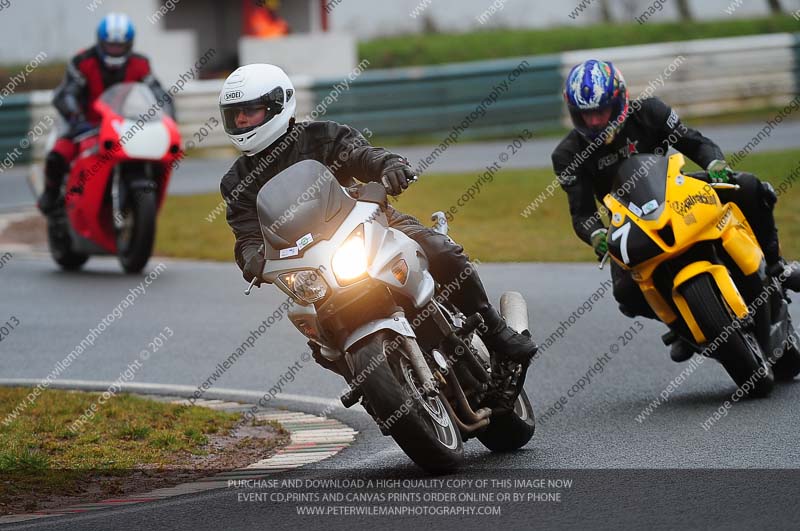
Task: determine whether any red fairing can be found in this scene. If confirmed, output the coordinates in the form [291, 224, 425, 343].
[64, 87, 182, 254]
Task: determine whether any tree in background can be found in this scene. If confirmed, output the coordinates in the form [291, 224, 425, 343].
[676, 0, 693, 21]
[599, 0, 613, 23]
[766, 0, 784, 13]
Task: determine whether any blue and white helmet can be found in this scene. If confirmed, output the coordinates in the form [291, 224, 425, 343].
[97, 13, 135, 69]
[564, 59, 629, 143]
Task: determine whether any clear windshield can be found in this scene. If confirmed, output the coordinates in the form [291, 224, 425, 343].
[611, 154, 669, 218]
[257, 160, 356, 253]
[99, 82, 161, 120]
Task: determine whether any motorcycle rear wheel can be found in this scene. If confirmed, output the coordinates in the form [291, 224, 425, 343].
[349, 330, 463, 473]
[470, 336, 536, 452]
[477, 390, 535, 452]
[772, 315, 800, 381]
[681, 274, 774, 398]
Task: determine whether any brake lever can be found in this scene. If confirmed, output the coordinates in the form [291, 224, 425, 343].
[708, 183, 741, 190]
[244, 277, 259, 296]
[598, 252, 610, 270]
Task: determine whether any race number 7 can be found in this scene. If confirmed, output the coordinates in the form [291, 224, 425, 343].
[611, 222, 631, 265]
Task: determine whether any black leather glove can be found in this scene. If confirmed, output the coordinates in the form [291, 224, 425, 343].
[707, 159, 735, 184]
[243, 246, 266, 286]
[590, 229, 608, 260]
[380, 161, 414, 196]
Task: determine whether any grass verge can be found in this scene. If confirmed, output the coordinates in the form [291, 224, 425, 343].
[0, 387, 288, 515]
[155, 148, 800, 263]
[360, 15, 799, 69]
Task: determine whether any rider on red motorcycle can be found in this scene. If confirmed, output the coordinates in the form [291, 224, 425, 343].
[38, 12, 172, 215]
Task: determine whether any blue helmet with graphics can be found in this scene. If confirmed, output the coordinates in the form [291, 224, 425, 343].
[97, 13, 135, 69]
[564, 59, 629, 143]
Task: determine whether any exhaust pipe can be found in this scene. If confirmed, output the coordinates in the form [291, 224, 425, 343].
[500, 291, 529, 334]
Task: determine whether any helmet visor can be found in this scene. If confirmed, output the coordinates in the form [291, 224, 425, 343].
[220, 87, 285, 136]
[568, 102, 620, 142]
[100, 41, 132, 58]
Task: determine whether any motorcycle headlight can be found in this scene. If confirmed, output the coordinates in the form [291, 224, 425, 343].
[278, 269, 328, 304]
[332, 225, 368, 285]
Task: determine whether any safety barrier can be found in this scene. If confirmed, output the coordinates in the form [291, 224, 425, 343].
[0, 94, 33, 164]
[5, 32, 799, 161]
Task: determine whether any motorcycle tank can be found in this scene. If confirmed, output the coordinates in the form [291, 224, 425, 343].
[611, 154, 668, 219]
[257, 160, 356, 252]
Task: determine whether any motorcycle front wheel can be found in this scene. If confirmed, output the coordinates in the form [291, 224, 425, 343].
[681, 274, 774, 397]
[117, 190, 156, 274]
[349, 330, 463, 473]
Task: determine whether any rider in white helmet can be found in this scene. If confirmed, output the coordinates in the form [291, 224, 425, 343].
[218, 64, 537, 408]
[219, 64, 296, 156]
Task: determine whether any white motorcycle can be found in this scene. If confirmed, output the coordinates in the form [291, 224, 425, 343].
[252, 160, 535, 472]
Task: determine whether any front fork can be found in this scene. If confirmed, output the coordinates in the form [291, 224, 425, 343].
[111, 166, 124, 231]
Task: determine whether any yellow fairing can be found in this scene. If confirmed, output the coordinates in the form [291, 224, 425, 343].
[602, 153, 763, 340]
[671, 261, 749, 343]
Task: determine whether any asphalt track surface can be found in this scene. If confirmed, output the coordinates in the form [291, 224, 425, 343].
[1, 256, 800, 530]
[2, 120, 799, 212]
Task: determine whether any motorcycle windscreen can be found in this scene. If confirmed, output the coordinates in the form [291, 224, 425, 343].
[611, 154, 668, 219]
[99, 82, 162, 121]
[256, 160, 356, 257]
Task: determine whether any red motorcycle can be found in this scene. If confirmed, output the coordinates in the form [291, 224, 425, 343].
[47, 82, 182, 273]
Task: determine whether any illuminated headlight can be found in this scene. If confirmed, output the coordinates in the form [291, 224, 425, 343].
[332, 225, 368, 285]
[278, 269, 328, 304]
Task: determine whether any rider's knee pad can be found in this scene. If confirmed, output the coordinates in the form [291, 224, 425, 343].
[759, 181, 778, 209]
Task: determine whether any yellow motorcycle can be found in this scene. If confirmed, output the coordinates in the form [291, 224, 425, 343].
[602, 153, 800, 396]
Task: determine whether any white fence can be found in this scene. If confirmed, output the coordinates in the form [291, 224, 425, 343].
[27, 32, 799, 158]
[562, 33, 798, 121]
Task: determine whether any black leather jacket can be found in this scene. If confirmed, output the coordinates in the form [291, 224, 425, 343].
[53, 46, 173, 124]
[551, 97, 724, 244]
[220, 120, 407, 270]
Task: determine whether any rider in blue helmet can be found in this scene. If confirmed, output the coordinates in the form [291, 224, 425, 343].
[38, 13, 173, 215]
[564, 59, 629, 144]
[96, 12, 136, 69]
[552, 59, 800, 363]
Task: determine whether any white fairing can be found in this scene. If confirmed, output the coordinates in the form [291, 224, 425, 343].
[117, 121, 170, 159]
[268, 198, 436, 356]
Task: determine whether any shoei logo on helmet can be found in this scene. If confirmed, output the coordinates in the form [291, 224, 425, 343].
[225, 91, 243, 101]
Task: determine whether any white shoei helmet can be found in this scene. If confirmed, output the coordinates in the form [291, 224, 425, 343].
[219, 64, 296, 156]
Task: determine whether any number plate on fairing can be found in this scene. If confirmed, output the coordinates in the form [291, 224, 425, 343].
[608, 218, 663, 267]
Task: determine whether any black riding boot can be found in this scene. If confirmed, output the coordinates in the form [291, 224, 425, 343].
[37, 184, 62, 214]
[37, 152, 68, 215]
[769, 259, 800, 293]
[480, 307, 538, 363]
[670, 338, 695, 363]
[448, 264, 538, 364]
